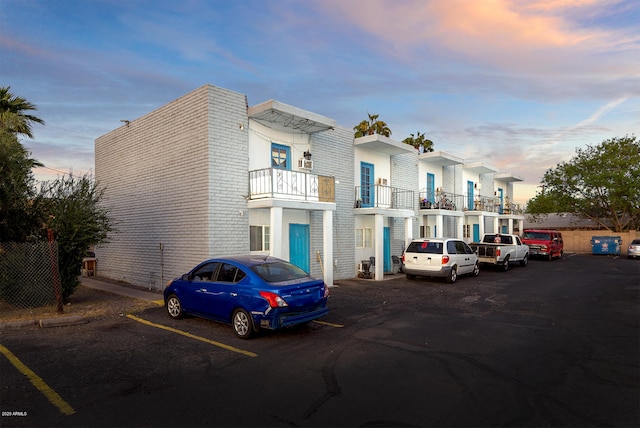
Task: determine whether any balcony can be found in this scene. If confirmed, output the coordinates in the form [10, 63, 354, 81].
[249, 168, 335, 202]
[418, 191, 466, 211]
[355, 185, 414, 210]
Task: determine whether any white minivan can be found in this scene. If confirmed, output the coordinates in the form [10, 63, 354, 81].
[402, 238, 479, 283]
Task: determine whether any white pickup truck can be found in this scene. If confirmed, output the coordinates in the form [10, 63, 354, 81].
[470, 233, 529, 271]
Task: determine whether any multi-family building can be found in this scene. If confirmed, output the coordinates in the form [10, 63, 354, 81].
[94, 84, 524, 289]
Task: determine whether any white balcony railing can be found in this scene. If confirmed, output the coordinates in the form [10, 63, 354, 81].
[249, 168, 334, 202]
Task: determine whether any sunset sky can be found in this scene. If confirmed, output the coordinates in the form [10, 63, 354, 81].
[2, 0, 638, 203]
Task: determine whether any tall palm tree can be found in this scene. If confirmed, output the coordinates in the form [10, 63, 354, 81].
[0, 86, 45, 138]
[353, 112, 392, 138]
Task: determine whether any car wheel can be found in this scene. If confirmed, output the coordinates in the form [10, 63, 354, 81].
[520, 254, 528, 267]
[166, 294, 183, 319]
[472, 262, 480, 277]
[446, 266, 457, 284]
[232, 309, 254, 339]
[501, 258, 510, 272]
[547, 253, 553, 261]
[406, 274, 416, 280]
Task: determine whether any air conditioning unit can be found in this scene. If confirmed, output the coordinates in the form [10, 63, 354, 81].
[377, 178, 388, 185]
[298, 159, 313, 170]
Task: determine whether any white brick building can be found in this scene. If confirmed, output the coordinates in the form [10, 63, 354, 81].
[95, 84, 524, 289]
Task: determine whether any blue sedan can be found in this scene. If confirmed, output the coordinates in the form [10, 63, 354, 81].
[164, 255, 330, 339]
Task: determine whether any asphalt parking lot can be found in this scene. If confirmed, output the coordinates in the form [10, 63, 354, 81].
[1, 254, 638, 427]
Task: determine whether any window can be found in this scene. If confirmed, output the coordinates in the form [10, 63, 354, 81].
[355, 228, 373, 248]
[271, 143, 290, 170]
[463, 224, 471, 238]
[191, 262, 220, 281]
[216, 263, 246, 283]
[406, 241, 443, 254]
[250, 225, 270, 251]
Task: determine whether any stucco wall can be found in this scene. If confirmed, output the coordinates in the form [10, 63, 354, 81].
[557, 230, 638, 255]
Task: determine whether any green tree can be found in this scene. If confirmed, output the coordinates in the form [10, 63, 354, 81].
[0, 86, 45, 138]
[402, 131, 434, 152]
[527, 135, 640, 232]
[36, 174, 114, 300]
[0, 86, 45, 242]
[353, 113, 392, 138]
[0, 130, 44, 241]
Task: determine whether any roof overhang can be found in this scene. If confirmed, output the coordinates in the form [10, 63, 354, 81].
[354, 134, 415, 155]
[463, 161, 497, 174]
[419, 150, 464, 166]
[494, 173, 524, 182]
[248, 100, 336, 134]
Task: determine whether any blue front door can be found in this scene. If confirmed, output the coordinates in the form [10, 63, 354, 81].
[427, 173, 435, 203]
[467, 180, 474, 210]
[360, 162, 374, 207]
[289, 224, 310, 273]
[473, 224, 480, 242]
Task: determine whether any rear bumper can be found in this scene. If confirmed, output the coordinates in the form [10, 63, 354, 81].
[255, 305, 329, 330]
[402, 265, 452, 278]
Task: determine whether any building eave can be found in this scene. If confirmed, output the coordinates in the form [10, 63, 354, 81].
[248, 100, 336, 134]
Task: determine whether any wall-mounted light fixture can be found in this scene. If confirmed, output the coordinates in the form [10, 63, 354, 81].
[303, 151, 312, 160]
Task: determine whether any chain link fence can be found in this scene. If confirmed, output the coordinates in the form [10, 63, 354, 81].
[0, 241, 61, 309]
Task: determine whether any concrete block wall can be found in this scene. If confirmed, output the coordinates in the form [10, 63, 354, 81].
[95, 85, 249, 289]
[309, 125, 355, 281]
[391, 151, 419, 252]
[206, 87, 251, 258]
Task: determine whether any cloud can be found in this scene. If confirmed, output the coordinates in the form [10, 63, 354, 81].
[313, 0, 638, 76]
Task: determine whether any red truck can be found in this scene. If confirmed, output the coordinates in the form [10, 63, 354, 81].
[521, 229, 564, 260]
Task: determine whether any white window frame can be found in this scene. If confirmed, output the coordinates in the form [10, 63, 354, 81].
[250, 225, 270, 251]
[355, 228, 373, 248]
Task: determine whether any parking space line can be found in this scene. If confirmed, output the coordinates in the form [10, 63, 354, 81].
[126, 315, 257, 357]
[0, 343, 75, 415]
[313, 320, 344, 328]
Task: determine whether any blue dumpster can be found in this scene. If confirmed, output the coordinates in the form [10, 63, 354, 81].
[590, 236, 622, 255]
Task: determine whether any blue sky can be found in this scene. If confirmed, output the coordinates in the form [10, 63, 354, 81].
[2, 0, 639, 203]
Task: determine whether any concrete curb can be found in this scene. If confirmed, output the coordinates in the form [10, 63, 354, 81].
[1, 316, 90, 331]
[39, 315, 88, 328]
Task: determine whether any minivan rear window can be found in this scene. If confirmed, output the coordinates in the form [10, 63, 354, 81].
[406, 241, 444, 254]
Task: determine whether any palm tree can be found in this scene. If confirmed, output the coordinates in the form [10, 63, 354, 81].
[403, 131, 434, 153]
[353, 112, 392, 138]
[0, 86, 45, 138]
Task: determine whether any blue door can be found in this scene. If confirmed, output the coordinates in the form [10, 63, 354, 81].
[467, 181, 474, 210]
[360, 162, 374, 207]
[498, 188, 504, 214]
[427, 173, 435, 203]
[473, 224, 480, 242]
[289, 224, 310, 273]
[384, 227, 391, 272]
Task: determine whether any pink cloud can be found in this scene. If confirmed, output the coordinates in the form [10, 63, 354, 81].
[312, 0, 620, 72]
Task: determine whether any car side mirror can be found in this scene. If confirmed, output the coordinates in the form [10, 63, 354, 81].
[182, 274, 190, 281]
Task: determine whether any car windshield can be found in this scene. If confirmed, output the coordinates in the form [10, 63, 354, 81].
[406, 241, 443, 254]
[523, 232, 551, 240]
[251, 261, 309, 283]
